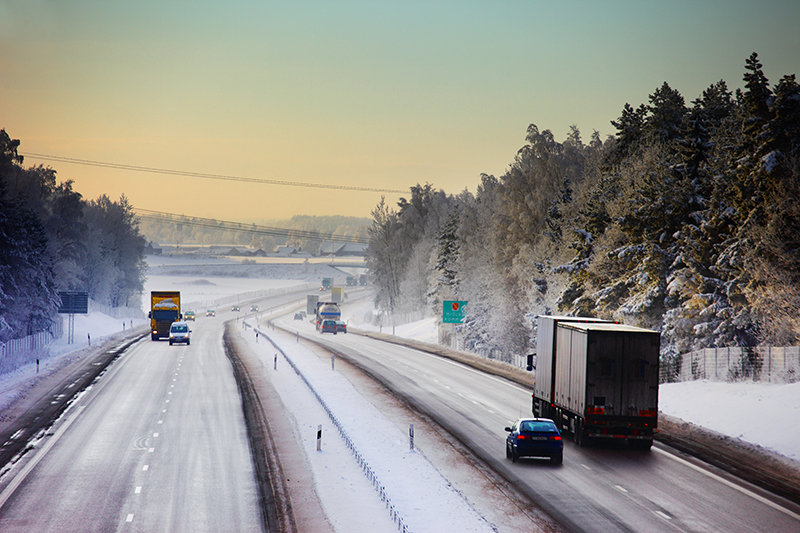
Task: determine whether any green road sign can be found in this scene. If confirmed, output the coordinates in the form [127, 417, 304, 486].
[443, 300, 467, 324]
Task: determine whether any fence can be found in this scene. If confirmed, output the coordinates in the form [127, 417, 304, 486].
[89, 299, 146, 319]
[0, 317, 64, 374]
[660, 346, 800, 384]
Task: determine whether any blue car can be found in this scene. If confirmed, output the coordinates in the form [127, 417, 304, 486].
[505, 418, 563, 464]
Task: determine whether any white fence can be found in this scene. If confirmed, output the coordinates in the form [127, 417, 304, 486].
[660, 346, 800, 384]
[0, 317, 64, 374]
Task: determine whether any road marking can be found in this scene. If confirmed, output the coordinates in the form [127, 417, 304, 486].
[153, 433, 159, 437]
[162, 409, 167, 413]
[135, 486, 141, 494]
[158, 420, 163, 424]
[126, 514, 134, 522]
[653, 447, 800, 521]
[148, 448, 154, 453]
[654, 510, 672, 520]
[142, 465, 149, 471]
[581, 464, 592, 470]
[614, 485, 628, 493]
[0, 406, 85, 510]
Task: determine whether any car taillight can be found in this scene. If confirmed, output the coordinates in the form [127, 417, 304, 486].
[516, 435, 528, 440]
[549, 436, 562, 441]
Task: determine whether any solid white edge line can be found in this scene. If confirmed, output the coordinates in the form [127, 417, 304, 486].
[652, 446, 800, 521]
[0, 406, 85, 510]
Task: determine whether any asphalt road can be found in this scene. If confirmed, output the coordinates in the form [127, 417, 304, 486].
[280, 315, 800, 533]
[0, 312, 261, 533]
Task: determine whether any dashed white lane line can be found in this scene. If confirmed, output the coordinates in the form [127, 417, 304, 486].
[153, 433, 159, 438]
[614, 485, 628, 493]
[581, 464, 592, 470]
[135, 486, 142, 494]
[148, 448, 154, 453]
[158, 420, 163, 424]
[126, 514, 134, 522]
[654, 510, 672, 520]
[142, 465, 149, 471]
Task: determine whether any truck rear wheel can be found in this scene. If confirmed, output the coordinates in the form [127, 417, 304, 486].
[629, 438, 653, 450]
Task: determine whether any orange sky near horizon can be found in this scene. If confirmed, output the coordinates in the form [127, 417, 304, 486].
[2, 1, 798, 223]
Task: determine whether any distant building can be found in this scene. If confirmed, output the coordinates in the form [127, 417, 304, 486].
[145, 242, 163, 256]
[272, 245, 313, 258]
[319, 242, 367, 257]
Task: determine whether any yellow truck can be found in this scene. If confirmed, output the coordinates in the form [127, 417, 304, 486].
[150, 291, 181, 341]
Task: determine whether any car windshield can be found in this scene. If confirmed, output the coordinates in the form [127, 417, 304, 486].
[520, 421, 556, 433]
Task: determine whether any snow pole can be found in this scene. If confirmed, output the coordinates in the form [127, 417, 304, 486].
[409, 423, 414, 451]
[331, 353, 335, 371]
[316, 425, 322, 451]
[274, 354, 278, 370]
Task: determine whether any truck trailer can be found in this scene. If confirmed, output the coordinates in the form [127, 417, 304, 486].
[532, 316, 660, 449]
[150, 291, 181, 341]
[315, 301, 341, 331]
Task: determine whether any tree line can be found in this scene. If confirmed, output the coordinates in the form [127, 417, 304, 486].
[365, 53, 800, 361]
[0, 130, 146, 342]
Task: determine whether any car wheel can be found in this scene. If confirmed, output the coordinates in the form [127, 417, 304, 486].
[169, 341, 173, 345]
[187, 340, 190, 346]
[511, 446, 518, 463]
[506, 442, 512, 460]
[552, 452, 563, 465]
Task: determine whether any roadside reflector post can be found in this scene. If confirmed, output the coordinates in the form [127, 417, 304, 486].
[274, 354, 278, 370]
[331, 353, 335, 371]
[296, 331, 299, 343]
[316, 425, 322, 451]
[409, 423, 415, 451]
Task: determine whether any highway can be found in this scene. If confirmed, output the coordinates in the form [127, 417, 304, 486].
[0, 311, 262, 533]
[277, 313, 800, 533]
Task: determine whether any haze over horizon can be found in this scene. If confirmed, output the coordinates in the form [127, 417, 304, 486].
[2, 0, 798, 223]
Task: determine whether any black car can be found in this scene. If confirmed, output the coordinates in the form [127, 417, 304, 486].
[334, 320, 347, 333]
[505, 418, 563, 464]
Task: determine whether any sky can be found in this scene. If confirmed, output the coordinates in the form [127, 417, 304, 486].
[2, 0, 799, 223]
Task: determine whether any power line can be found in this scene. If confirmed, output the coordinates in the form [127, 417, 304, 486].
[20, 152, 407, 194]
[135, 208, 368, 244]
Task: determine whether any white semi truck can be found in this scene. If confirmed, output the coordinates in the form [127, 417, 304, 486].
[532, 316, 660, 449]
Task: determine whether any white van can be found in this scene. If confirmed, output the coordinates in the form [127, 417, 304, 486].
[168, 321, 191, 346]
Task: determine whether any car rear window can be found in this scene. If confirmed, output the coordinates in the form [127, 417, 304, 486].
[520, 421, 556, 432]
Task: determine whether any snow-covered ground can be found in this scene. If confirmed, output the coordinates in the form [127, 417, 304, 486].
[2, 263, 798, 531]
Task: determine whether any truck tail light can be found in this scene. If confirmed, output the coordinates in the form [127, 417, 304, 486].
[639, 410, 657, 417]
[588, 407, 604, 415]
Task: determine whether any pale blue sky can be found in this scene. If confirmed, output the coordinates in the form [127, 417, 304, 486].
[1, 1, 798, 221]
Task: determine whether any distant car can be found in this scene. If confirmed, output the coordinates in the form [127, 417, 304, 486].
[334, 320, 347, 334]
[294, 313, 304, 320]
[184, 310, 196, 321]
[505, 418, 563, 464]
[168, 321, 191, 346]
[250, 305, 259, 312]
[231, 305, 240, 312]
[320, 319, 336, 334]
[206, 309, 216, 317]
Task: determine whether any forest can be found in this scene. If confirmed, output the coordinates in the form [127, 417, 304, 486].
[0, 130, 147, 342]
[365, 53, 800, 362]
